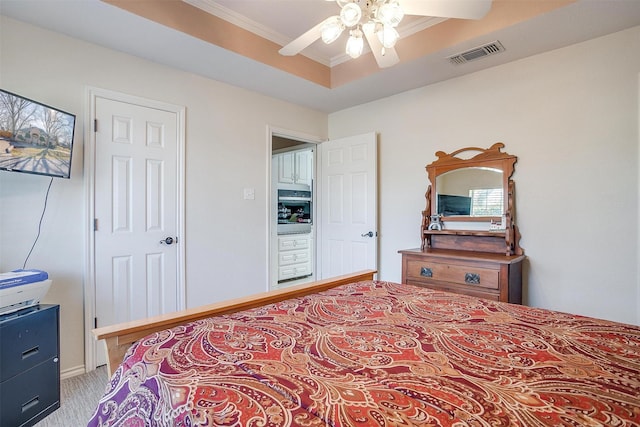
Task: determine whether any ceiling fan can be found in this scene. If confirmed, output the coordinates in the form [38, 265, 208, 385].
[279, 0, 493, 68]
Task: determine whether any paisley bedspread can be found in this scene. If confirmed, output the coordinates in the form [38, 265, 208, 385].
[87, 281, 640, 426]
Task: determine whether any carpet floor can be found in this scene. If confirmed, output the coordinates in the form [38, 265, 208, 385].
[34, 366, 108, 426]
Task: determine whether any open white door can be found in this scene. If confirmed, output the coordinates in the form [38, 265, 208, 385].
[318, 132, 378, 278]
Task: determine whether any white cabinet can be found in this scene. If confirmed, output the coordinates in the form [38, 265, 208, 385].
[277, 152, 295, 184]
[276, 149, 313, 187]
[277, 234, 312, 283]
[295, 150, 313, 187]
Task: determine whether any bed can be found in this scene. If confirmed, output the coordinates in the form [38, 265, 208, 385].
[89, 270, 640, 426]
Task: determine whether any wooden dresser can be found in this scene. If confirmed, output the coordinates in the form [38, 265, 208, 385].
[401, 144, 525, 304]
[400, 248, 524, 303]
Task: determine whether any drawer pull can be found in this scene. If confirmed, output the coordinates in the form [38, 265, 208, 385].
[420, 267, 433, 277]
[465, 273, 480, 284]
[22, 396, 40, 413]
[22, 346, 39, 359]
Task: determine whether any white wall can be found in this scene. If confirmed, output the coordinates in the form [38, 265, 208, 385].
[329, 26, 640, 326]
[0, 16, 327, 374]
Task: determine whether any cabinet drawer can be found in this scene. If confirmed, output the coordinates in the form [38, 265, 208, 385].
[278, 236, 310, 251]
[278, 263, 312, 281]
[279, 249, 310, 266]
[0, 306, 59, 382]
[407, 280, 500, 301]
[0, 357, 60, 427]
[405, 259, 499, 290]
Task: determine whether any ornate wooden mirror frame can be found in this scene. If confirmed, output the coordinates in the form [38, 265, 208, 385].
[421, 143, 523, 256]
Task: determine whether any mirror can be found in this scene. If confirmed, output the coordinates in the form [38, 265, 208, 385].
[421, 143, 522, 255]
[436, 167, 503, 217]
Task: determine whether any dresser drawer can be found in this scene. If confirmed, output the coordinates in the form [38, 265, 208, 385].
[279, 249, 310, 266]
[278, 235, 310, 251]
[407, 280, 500, 301]
[405, 259, 499, 290]
[0, 306, 59, 382]
[400, 249, 524, 304]
[279, 262, 312, 281]
[0, 357, 60, 427]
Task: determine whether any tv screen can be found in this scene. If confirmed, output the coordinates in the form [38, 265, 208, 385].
[437, 194, 472, 216]
[0, 89, 76, 179]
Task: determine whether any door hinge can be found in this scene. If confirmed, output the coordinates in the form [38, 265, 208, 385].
[94, 218, 98, 231]
[94, 119, 98, 132]
[94, 317, 98, 328]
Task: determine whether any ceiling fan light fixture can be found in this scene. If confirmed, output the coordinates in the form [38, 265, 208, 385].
[376, 25, 399, 48]
[377, 1, 404, 27]
[340, 2, 362, 27]
[321, 16, 344, 44]
[346, 28, 364, 58]
[280, 0, 491, 68]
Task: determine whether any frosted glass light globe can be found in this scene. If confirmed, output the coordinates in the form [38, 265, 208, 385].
[376, 25, 399, 48]
[377, 1, 404, 27]
[340, 3, 362, 28]
[321, 16, 344, 44]
[346, 29, 364, 58]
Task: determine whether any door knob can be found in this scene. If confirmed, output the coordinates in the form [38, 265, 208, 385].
[160, 237, 175, 245]
[361, 231, 375, 238]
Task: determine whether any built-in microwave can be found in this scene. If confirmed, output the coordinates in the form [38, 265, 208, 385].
[277, 189, 312, 234]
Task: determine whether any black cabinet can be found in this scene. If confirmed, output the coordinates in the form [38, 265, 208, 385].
[0, 304, 60, 426]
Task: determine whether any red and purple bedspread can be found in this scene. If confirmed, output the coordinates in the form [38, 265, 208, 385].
[88, 281, 640, 426]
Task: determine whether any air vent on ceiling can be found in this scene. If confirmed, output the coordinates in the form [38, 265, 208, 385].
[447, 41, 505, 65]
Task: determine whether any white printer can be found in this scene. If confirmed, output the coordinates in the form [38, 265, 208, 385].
[0, 269, 52, 315]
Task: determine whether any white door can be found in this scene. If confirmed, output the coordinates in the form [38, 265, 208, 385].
[319, 132, 378, 278]
[93, 95, 184, 366]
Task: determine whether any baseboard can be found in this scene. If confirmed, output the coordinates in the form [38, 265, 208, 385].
[61, 364, 87, 380]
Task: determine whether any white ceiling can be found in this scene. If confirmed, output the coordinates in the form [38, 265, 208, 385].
[2, 0, 640, 113]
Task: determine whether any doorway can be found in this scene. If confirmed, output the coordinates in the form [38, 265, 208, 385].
[269, 128, 320, 290]
[267, 128, 380, 289]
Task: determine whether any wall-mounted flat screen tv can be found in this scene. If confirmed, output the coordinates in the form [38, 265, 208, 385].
[0, 89, 76, 179]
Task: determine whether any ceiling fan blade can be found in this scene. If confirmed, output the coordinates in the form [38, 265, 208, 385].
[279, 16, 337, 56]
[401, 0, 492, 20]
[362, 24, 400, 68]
